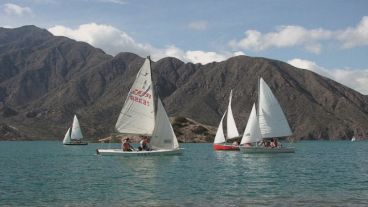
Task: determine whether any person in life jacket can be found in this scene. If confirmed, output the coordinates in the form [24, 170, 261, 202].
[138, 136, 151, 151]
[122, 138, 134, 151]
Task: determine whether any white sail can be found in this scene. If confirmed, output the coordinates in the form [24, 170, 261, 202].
[150, 98, 179, 150]
[115, 58, 155, 135]
[214, 111, 226, 144]
[240, 103, 262, 144]
[71, 115, 83, 140]
[62, 128, 71, 144]
[258, 78, 292, 138]
[226, 90, 240, 139]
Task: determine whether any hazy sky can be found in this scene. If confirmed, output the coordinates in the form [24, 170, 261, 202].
[1, 0, 367, 94]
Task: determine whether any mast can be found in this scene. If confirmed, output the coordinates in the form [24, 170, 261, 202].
[147, 55, 157, 119]
[257, 77, 260, 117]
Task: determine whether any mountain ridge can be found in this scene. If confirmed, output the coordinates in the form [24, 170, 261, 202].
[0, 25, 367, 141]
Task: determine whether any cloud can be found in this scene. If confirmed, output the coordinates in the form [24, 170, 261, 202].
[48, 23, 241, 64]
[30, 0, 57, 3]
[149, 45, 243, 64]
[288, 58, 368, 94]
[188, 20, 208, 31]
[337, 16, 368, 49]
[230, 16, 368, 53]
[49, 23, 153, 57]
[3, 3, 32, 16]
[229, 26, 331, 54]
[95, 0, 127, 4]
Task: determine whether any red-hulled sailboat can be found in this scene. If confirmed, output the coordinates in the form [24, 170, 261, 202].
[213, 90, 241, 151]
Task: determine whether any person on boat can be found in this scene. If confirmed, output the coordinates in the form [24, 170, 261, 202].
[71, 139, 81, 144]
[122, 138, 134, 151]
[138, 136, 151, 151]
[261, 139, 271, 148]
[144, 137, 152, 151]
[232, 141, 240, 146]
[244, 143, 252, 148]
[270, 138, 278, 148]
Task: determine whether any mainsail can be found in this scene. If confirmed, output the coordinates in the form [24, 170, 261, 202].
[258, 78, 292, 138]
[214, 111, 227, 144]
[115, 58, 155, 135]
[150, 98, 179, 150]
[71, 115, 83, 140]
[240, 103, 262, 144]
[226, 90, 240, 139]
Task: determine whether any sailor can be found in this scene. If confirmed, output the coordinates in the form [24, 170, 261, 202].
[138, 136, 151, 151]
[122, 138, 134, 151]
[244, 143, 252, 148]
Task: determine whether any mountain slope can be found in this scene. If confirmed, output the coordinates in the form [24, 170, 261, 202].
[0, 26, 367, 141]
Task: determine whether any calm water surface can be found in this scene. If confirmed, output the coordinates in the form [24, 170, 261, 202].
[0, 141, 368, 206]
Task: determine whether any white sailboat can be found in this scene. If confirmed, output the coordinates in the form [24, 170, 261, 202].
[213, 90, 241, 150]
[351, 136, 356, 142]
[239, 78, 295, 153]
[96, 57, 182, 156]
[63, 115, 88, 145]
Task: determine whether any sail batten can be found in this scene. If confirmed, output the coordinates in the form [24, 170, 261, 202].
[258, 78, 292, 138]
[115, 58, 155, 135]
[226, 90, 240, 139]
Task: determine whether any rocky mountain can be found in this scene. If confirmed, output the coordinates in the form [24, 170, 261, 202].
[0, 25, 368, 141]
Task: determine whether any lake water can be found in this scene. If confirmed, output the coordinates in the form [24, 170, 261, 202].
[1, 141, 368, 206]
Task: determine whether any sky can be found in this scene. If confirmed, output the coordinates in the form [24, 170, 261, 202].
[0, 0, 367, 94]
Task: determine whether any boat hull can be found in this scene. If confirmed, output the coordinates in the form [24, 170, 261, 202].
[96, 148, 183, 156]
[239, 146, 295, 153]
[64, 142, 88, 145]
[213, 144, 239, 151]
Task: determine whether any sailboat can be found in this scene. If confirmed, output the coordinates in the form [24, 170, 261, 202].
[96, 57, 182, 156]
[239, 78, 295, 153]
[213, 90, 241, 151]
[62, 115, 88, 145]
[351, 136, 356, 142]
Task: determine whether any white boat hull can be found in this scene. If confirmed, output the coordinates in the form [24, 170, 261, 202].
[239, 146, 295, 153]
[96, 148, 183, 156]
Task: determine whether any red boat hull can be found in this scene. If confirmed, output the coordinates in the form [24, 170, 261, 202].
[213, 144, 240, 151]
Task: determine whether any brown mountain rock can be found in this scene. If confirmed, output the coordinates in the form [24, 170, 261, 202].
[0, 26, 367, 141]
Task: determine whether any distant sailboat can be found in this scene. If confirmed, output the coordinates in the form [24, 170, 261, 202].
[213, 90, 241, 151]
[351, 136, 356, 142]
[239, 78, 294, 153]
[63, 115, 88, 145]
[96, 57, 182, 156]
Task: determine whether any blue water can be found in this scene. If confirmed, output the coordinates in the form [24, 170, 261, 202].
[1, 141, 368, 206]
